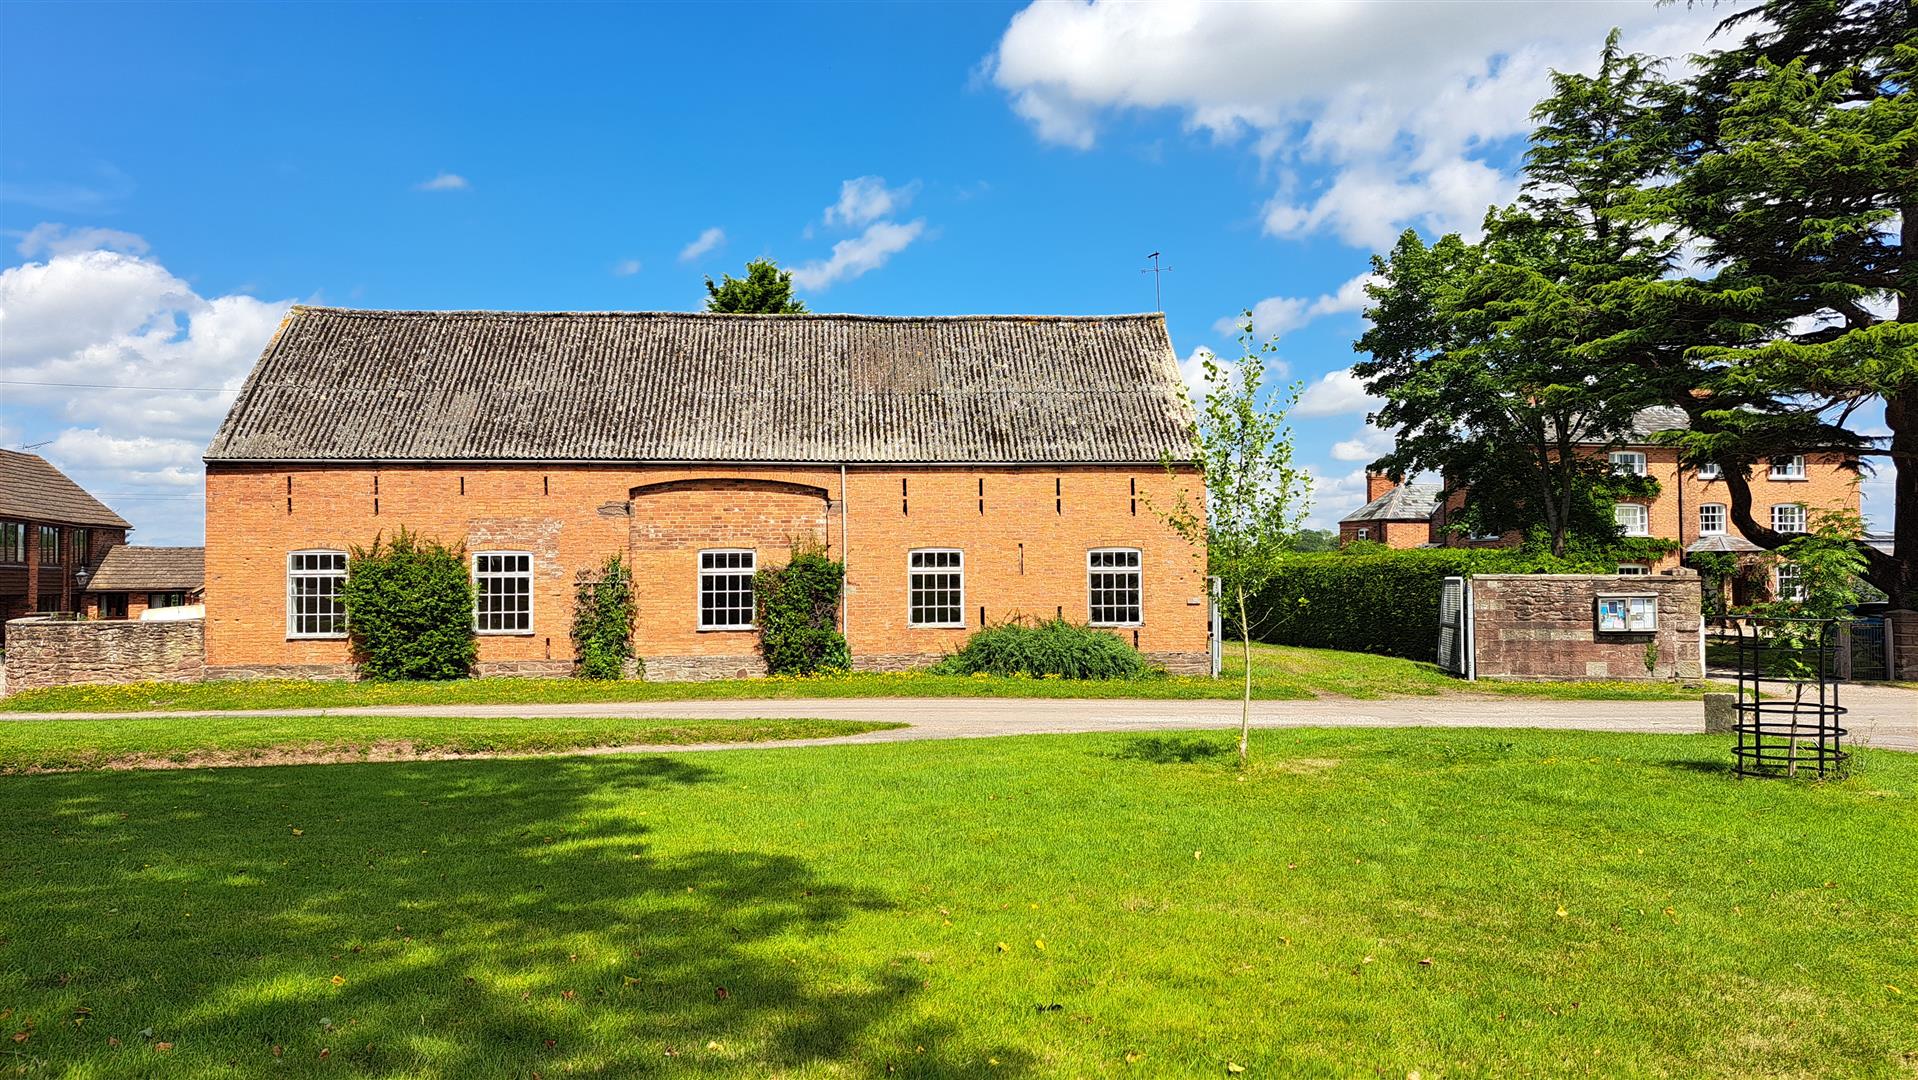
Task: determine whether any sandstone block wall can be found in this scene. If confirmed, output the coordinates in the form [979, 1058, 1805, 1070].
[1469, 572, 1703, 681]
[3, 616, 204, 692]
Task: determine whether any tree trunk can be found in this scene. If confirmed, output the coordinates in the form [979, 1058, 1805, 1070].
[1238, 585, 1252, 770]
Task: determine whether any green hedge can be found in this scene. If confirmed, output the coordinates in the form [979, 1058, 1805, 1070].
[342, 529, 476, 681]
[1250, 548, 1614, 661]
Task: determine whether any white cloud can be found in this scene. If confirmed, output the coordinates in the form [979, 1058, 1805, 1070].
[1330, 425, 1393, 463]
[678, 226, 726, 263]
[1220, 270, 1380, 339]
[0, 242, 292, 543]
[824, 176, 920, 228]
[612, 258, 642, 277]
[989, 3, 1721, 248]
[1293, 368, 1381, 419]
[1304, 466, 1370, 530]
[789, 219, 926, 291]
[414, 172, 470, 192]
[14, 223, 149, 258]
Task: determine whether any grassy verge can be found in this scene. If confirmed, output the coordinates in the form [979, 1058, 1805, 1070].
[0, 715, 896, 773]
[0, 727, 1909, 1077]
[0, 642, 1715, 713]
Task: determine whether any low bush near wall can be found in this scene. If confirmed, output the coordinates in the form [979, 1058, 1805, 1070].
[572, 555, 638, 680]
[342, 529, 476, 681]
[1251, 548, 1620, 661]
[931, 618, 1156, 680]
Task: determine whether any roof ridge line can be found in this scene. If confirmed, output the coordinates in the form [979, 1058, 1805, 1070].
[286, 305, 1167, 322]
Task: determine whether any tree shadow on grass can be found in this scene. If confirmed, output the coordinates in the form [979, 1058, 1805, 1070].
[0, 754, 1031, 1076]
[1109, 734, 1232, 765]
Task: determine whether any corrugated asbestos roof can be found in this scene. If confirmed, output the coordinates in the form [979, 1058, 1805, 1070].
[204, 308, 1197, 464]
[1341, 483, 1442, 524]
[0, 449, 130, 528]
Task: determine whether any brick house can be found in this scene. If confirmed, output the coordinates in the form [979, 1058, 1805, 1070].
[0, 449, 129, 641]
[80, 546, 205, 620]
[1353, 407, 1860, 597]
[201, 307, 1210, 680]
[1338, 473, 1440, 548]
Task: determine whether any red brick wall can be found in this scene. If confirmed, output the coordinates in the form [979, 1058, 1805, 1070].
[203, 463, 1210, 679]
[1338, 520, 1430, 549]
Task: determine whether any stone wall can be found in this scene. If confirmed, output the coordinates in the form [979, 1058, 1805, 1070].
[3, 616, 204, 692]
[1469, 572, 1703, 681]
[1888, 610, 1918, 682]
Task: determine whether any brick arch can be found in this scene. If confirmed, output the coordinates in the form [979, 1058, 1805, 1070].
[627, 477, 831, 504]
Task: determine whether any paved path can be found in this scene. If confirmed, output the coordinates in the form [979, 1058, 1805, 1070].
[7, 686, 1913, 752]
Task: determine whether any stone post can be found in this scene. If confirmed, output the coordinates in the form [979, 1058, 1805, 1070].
[1888, 610, 1918, 682]
[1703, 693, 1737, 734]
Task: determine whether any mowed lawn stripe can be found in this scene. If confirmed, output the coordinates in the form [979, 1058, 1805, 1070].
[0, 715, 898, 772]
[0, 727, 1910, 1077]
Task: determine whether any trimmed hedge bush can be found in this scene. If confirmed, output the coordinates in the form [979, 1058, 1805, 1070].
[1250, 548, 1617, 661]
[342, 529, 476, 681]
[931, 618, 1156, 680]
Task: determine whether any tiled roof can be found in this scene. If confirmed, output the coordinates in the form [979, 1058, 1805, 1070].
[0, 449, 130, 529]
[1624, 406, 1691, 440]
[205, 307, 1197, 464]
[83, 545, 204, 592]
[1341, 483, 1442, 524]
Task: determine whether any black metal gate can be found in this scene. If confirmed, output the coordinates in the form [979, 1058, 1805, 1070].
[1730, 618, 1849, 779]
[1850, 616, 1889, 681]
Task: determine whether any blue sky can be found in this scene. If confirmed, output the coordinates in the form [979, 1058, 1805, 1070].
[0, 2, 1888, 544]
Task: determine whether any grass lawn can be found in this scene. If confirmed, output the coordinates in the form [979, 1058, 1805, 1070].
[0, 716, 897, 773]
[0, 643, 1715, 714]
[2, 728, 1911, 1077]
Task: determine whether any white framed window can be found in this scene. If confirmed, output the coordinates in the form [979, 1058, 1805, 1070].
[288, 550, 348, 639]
[1596, 594, 1657, 632]
[698, 549, 756, 630]
[473, 551, 533, 634]
[1354, 527, 1369, 541]
[1768, 455, 1806, 480]
[1771, 503, 1806, 534]
[907, 549, 965, 628]
[1697, 462, 1721, 480]
[1616, 563, 1651, 576]
[1614, 503, 1649, 536]
[1698, 503, 1726, 535]
[1609, 451, 1647, 477]
[1776, 563, 1806, 601]
[1088, 548, 1143, 626]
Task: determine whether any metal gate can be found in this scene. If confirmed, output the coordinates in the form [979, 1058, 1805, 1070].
[1437, 576, 1474, 679]
[1850, 616, 1889, 681]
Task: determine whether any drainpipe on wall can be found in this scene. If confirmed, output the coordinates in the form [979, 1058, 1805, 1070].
[839, 464, 850, 638]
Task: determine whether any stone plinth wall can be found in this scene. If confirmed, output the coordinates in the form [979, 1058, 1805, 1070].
[1888, 610, 1918, 681]
[3, 616, 205, 692]
[1469, 573, 1703, 681]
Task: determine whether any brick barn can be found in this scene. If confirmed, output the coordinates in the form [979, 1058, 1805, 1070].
[202, 307, 1211, 680]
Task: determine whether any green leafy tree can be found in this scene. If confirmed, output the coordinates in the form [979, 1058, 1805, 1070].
[1288, 528, 1339, 553]
[341, 529, 475, 681]
[754, 538, 849, 675]
[1743, 509, 1871, 777]
[1356, 34, 1684, 556]
[1156, 316, 1310, 767]
[571, 554, 637, 680]
[703, 259, 809, 314]
[1657, 0, 1917, 607]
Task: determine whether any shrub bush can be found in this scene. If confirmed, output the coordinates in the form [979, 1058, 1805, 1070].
[755, 539, 850, 675]
[1250, 547, 1624, 661]
[572, 554, 638, 680]
[931, 618, 1156, 680]
[342, 529, 475, 680]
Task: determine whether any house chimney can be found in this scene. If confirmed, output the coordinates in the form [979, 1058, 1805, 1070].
[1366, 472, 1397, 503]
